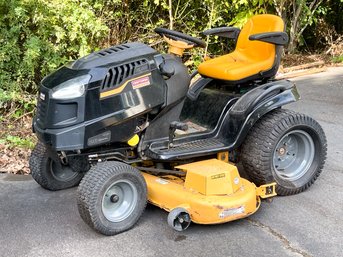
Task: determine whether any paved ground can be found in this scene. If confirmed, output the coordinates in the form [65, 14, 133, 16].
[1, 67, 342, 257]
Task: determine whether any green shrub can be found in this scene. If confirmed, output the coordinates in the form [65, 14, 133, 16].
[0, 88, 36, 115]
[0, 0, 108, 93]
[1, 0, 339, 96]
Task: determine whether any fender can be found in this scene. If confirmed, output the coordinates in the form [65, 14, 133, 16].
[187, 77, 213, 100]
[223, 80, 300, 149]
[229, 80, 296, 119]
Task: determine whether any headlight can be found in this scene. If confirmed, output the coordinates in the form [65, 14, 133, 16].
[51, 74, 91, 100]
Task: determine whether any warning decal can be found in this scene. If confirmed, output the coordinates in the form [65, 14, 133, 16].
[211, 173, 225, 180]
[131, 76, 150, 89]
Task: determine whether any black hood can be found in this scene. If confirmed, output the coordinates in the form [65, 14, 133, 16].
[68, 42, 157, 70]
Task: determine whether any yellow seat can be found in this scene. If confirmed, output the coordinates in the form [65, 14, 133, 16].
[198, 14, 285, 82]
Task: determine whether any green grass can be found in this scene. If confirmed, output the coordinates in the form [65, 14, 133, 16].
[0, 135, 35, 149]
[332, 55, 343, 63]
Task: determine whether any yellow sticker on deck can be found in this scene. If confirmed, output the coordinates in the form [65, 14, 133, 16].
[211, 173, 226, 180]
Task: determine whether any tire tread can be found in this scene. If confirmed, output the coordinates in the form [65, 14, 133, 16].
[77, 161, 147, 235]
[29, 141, 83, 191]
[241, 109, 327, 196]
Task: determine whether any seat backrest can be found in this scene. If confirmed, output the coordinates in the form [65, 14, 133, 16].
[235, 14, 285, 63]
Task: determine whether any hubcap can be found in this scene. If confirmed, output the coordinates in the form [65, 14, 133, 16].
[50, 160, 79, 182]
[273, 130, 315, 181]
[110, 194, 119, 203]
[102, 180, 138, 222]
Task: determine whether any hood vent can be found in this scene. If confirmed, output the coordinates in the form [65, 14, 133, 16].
[101, 59, 149, 91]
[97, 44, 130, 56]
[69, 42, 156, 70]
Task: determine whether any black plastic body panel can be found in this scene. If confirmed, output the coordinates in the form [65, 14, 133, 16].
[35, 83, 87, 129]
[33, 43, 166, 151]
[144, 80, 299, 160]
[163, 55, 190, 105]
[34, 119, 85, 151]
[143, 99, 185, 142]
[69, 43, 157, 70]
[187, 77, 213, 100]
[229, 79, 294, 118]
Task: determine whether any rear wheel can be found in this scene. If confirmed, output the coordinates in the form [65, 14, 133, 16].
[77, 161, 147, 236]
[29, 141, 85, 190]
[241, 109, 327, 195]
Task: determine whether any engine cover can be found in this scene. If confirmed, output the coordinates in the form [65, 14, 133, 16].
[33, 43, 167, 151]
[69, 42, 157, 70]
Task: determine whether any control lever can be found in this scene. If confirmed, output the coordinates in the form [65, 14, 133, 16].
[168, 121, 188, 148]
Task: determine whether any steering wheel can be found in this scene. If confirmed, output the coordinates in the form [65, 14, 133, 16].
[155, 28, 206, 48]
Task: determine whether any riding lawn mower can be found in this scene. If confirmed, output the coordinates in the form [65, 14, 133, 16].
[29, 14, 327, 235]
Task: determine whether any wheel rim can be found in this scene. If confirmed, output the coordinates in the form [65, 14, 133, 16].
[102, 180, 138, 222]
[273, 130, 315, 181]
[50, 159, 79, 182]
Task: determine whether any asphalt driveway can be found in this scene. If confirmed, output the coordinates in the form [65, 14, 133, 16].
[1, 67, 342, 257]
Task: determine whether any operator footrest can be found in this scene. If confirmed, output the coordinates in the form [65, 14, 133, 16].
[153, 138, 224, 154]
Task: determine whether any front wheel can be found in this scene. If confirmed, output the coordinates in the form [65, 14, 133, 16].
[77, 161, 147, 236]
[29, 141, 85, 190]
[241, 109, 327, 195]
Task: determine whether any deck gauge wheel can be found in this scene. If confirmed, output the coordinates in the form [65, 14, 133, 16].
[167, 207, 191, 231]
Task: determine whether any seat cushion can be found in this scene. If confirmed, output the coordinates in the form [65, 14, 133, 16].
[198, 50, 275, 81]
[198, 14, 284, 82]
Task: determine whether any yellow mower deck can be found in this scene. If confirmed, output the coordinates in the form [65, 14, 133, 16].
[141, 158, 276, 226]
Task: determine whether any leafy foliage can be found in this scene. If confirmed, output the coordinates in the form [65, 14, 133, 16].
[0, 135, 35, 149]
[0, 88, 36, 116]
[0, 0, 108, 93]
[0, 0, 341, 95]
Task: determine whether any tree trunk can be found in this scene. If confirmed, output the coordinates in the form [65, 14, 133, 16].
[287, 0, 304, 53]
[168, 0, 173, 30]
[286, 0, 323, 53]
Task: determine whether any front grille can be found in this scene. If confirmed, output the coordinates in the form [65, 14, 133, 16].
[36, 97, 47, 127]
[101, 59, 148, 91]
